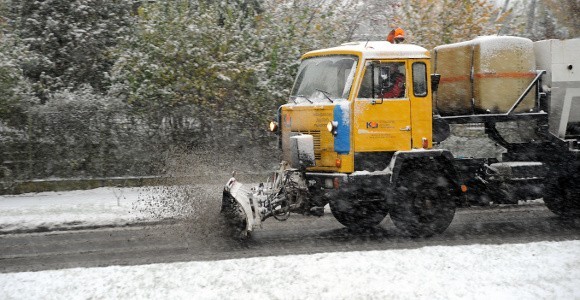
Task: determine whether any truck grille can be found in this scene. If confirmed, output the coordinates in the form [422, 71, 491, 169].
[292, 130, 321, 160]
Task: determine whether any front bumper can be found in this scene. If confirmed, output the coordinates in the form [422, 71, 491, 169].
[305, 170, 392, 195]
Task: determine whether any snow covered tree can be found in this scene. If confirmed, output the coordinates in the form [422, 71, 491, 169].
[494, 0, 578, 40]
[523, 0, 579, 39]
[493, 0, 526, 36]
[3, 0, 133, 101]
[111, 0, 362, 146]
[0, 15, 37, 127]
[111, 0, 263, 145]
[347, 0, 402, 41]
[400, 0, 505, 48]
[543, 0, 580, 38]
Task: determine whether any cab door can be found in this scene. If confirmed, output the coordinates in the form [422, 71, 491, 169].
[354, 60, 412, 152]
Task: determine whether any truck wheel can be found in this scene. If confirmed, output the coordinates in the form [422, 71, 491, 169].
[544, 177, 580, 217]
[329, 197, 389, 230]
[389, 167, 457, 237]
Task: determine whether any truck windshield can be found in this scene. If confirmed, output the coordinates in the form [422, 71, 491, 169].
[290, 55, 358, 104]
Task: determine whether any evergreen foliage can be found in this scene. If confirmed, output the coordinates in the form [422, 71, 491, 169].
[0, 0, 577, 180]
[4, 0, 133, 101]
[400, 0, 504, 49]
[0, 13, 36, 127]
[111, 0, 359, 146]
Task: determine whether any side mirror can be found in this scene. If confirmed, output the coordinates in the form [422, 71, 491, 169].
[371, 65, 389, 104]
[431, 73, 441, 92]
[379, 66, 389, 92]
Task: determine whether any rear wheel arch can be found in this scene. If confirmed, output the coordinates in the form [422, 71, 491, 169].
[386, 150, 463, 205]
[385, 150, 461, 237]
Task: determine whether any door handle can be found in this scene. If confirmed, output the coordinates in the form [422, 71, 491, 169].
[400, 126, 411, 131]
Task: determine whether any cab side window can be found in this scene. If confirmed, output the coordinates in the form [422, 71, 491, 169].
[412, 62, 427, 97]
[357, 62, 406, 99]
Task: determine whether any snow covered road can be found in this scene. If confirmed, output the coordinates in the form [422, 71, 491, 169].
[1, 187, 580, 299]
[1, 241, 579, 299]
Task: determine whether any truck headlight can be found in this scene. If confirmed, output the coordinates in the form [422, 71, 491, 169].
[327, 121, 338, 135]
[269, 121, 279, 132]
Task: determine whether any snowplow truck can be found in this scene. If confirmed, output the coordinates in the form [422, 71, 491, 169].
[222, 36, 580, 238]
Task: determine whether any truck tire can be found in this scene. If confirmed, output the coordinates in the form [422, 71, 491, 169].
[329, 197, 389, 230]
[389, 165, 457, 237]
[544, 177, 580, 217]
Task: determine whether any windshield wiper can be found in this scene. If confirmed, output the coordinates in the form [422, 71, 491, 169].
[315, 89, 334, 103]
[295, 95, 313, 104]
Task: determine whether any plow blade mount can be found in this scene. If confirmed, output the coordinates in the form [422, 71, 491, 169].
[221, 178, 256, 237]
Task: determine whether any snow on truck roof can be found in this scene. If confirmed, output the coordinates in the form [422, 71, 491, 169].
[302, 41, 430, 60]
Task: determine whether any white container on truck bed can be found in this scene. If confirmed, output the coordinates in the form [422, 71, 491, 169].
[534, 39, 580, 139]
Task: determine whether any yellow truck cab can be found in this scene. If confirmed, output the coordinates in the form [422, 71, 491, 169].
[267, 41, 459, 235]
[280, 41, 434, 174]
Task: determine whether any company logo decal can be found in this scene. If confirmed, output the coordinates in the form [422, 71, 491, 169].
[366, 121, 379, 129]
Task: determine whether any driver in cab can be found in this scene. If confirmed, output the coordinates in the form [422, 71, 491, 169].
[380, 63, 405, 99]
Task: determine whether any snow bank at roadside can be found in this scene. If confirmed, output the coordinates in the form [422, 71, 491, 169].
[0, 188, 152, 233]
[1, 240, 579, 299]
[0, 184, 224, 234]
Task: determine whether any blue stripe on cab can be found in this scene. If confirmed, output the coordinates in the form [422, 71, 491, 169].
[333, 104, 350, 154]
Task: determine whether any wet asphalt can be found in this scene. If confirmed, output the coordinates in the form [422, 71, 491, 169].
[1, 203, 580, 273]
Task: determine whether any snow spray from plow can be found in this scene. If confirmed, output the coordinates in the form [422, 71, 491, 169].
[221, 163, 315, 238]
